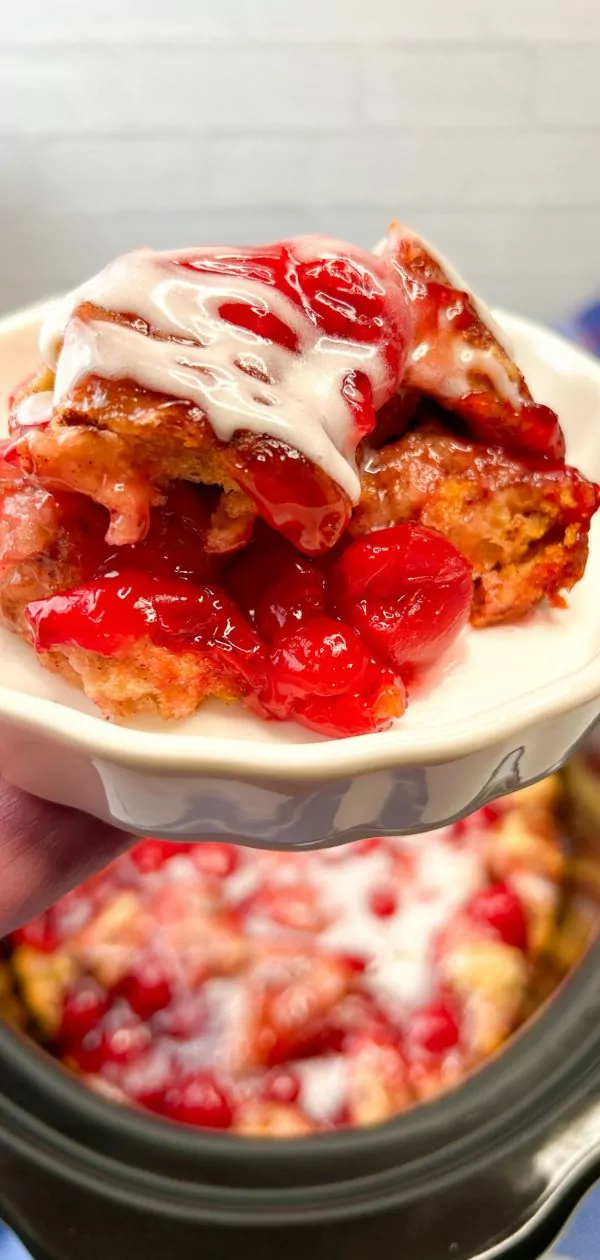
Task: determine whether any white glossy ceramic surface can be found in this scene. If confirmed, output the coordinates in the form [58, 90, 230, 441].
[0, 301, 599, 846]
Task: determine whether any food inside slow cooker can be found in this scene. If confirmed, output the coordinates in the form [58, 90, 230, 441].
[1, 777, 585, 1137]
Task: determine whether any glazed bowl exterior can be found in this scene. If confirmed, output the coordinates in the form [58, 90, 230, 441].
[1, 303, 600, 844]
[1, 765, 600, 1260]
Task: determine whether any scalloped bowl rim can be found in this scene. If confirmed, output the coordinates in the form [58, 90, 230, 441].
[0, 299, 599, 782]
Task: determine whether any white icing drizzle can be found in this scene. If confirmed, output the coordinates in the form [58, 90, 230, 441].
[373, 226, 514, 355]
[34, 228, 531, 506]
[13, 390, 54, 428]
[40, 238, 402, 504]
[410, 335, 523, 411]
[374, 225, 526, 414]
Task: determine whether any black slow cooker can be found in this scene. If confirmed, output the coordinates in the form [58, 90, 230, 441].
[1, 763, 600, 1260]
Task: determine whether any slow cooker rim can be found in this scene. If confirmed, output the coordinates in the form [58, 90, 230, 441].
[2, 1091, 600, 1235]
[1, 936, 600, 1217]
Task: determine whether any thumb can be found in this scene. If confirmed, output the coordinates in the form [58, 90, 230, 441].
[0, 778, 130, 935]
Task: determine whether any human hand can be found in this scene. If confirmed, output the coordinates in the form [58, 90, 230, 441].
[0, 778, 130, 935]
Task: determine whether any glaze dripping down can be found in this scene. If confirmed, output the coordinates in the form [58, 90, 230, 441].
[40, 237, 411, 504]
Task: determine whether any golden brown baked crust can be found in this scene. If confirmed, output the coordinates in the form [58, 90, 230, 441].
[0, 468, 245, 720]
[354, 419, 597, 626]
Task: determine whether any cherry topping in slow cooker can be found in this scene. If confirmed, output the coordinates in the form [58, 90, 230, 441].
[7, 793, 555, 1136]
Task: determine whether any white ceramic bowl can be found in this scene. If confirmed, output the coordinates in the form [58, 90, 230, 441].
[0, 301, 599, 847]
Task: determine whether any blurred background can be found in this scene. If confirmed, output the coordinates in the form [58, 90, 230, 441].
[1, 0, 600, 324]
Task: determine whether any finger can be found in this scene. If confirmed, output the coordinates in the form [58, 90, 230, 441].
[0, 779, 130, 934]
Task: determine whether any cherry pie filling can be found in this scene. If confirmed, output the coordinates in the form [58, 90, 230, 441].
[22, 484, 474, 737]
[5, 782, 565, 1136]
[3, 231, 597, 736]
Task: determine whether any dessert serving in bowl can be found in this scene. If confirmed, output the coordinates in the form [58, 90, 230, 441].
[0, 224, 600, 843]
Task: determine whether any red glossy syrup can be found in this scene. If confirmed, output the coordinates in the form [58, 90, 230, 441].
[173, 241, 411, 555]
[177, 241, 408, 393]
[230, 434, 352, 555]
[24, 483, 473, 737]
[388, 247, 566, 461]
[97, 482, 216, 582]
[27, 572, 268, 691]
[226, 526, 327, 639]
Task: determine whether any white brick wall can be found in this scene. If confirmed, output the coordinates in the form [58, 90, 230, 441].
[1, 0, 599, 324]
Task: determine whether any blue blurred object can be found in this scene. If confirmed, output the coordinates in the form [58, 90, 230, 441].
[559, 301, 600, 358]
[0, 1229, 31, 1260]
[554, 1185, 600, 1258]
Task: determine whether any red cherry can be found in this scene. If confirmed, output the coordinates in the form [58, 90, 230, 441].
[342, 954, 368, 974]
[101, 1015, 152, 1067]
[130, 840, 192, 874]
[152, 1073, 232, 1129]
[368, 887, 398, 918]
[98, 482, 213, 584]
[191, 843, 240, 879]
[64, 1027, 106, 1074]
[287, 660, 405, 738]
[116, 960, 172, 1019]
[69, 1010, 151, 1073]
[257, 614, 405, 737]
[406, 1002, 460, 1059]
[330, 522, 473, 669]
[468, 882, 529, 952]
[268, 615, 373, 704]
[478, 803, 503, 827]
[10, 912, 60, 952]
[263, 1070, 301, 1106]
[355, 837, 385, 856]
[227, 531, 327, 642]
[232, 435, 352, 555]
[254, 566, 326, 642]
[131, 1084, 172, 1114]
[58, 980, 110, 1047]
